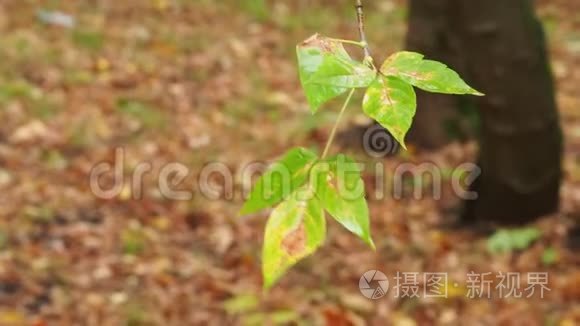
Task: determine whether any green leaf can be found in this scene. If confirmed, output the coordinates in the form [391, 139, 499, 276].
[262, 191, 326, 289]
[487, 227, 541, 254]
[297, 34, 376, 113]
[241, 148, 318, 215]
[381, 51, 484, 96]
[362, 76, 417, 149]
[222, 294, 259, 315]
[269, 310, 300, 324]
[541, 247, 558, 266]
[511, 228, 541, 250]
[486, 230, 513, 254]
[312, 155, 374, 249]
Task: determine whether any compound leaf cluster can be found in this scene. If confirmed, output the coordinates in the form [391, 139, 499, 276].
[243, 33, 482, 289]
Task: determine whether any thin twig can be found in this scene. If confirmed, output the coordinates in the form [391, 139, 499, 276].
[320, 1, 374, 159]
[322, 88, 356, 159]
[355, 0, 372, 60]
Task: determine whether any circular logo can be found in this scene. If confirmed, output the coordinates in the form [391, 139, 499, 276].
[363, 125, 399, 158]
[359, 270, 389, 299]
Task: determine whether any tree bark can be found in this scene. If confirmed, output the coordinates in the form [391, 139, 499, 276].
[450, 0, 562, 224]
[405, 0, 470, 149]
[403, 0, 562, 224]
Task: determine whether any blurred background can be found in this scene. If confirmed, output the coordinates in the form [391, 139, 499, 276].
[0, 0, 579, 325]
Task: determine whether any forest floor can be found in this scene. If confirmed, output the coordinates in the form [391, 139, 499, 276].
[0, 0, 579, 325]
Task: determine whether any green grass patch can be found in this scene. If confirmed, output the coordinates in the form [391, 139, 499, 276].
[71, 29, 105, 51]
[117, 98, 168, 130]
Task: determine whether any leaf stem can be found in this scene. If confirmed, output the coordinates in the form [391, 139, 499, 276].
[322, 88, 356, 159]
[327, 38, 366, 48]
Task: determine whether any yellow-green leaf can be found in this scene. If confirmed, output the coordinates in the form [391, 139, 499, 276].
[241, 147, 318, 215]
[381, 51, 483, 96]
[313, 155, 374, 249]
[262, 191, 326, 289]
[297, 34, 376, 113]
[362, 76, 417, 149]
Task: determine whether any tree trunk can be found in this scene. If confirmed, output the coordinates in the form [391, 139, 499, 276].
[403, 0, 562, 224]
[405, 0, 471, 149]
[450, 0, 562, 224]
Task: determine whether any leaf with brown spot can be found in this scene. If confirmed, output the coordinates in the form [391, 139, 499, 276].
[262, 189, 325, 289]
[381, 51, 483, 95]
[281, 223, 306, 256]
[363, 76, 416, 149]
[297, 34, 376, 113]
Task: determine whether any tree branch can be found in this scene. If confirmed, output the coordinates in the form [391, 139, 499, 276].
[355, 0, 372, 61]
